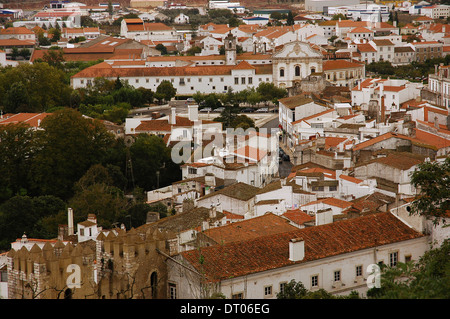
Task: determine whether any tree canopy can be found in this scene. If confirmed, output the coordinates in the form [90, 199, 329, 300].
[409, 157, 450, 224]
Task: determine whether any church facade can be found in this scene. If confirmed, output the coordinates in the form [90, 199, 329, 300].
[271, 41, 324, 89]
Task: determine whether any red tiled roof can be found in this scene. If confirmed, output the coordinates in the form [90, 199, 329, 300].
[339, 174, 363, 184]
[0, 27, 34, 35]
[72, 62, 271, 78]
[356, 43, 376, 52]
[303, 197, 353, 209]
[181, 212, 424, 282]
[323, 59, 364, 71]
[203, 213, 298, 245]
[282, 209, 314, 225]
[352, 132, 411, 151]
[325, 136, 347, 149]
[233, 145, 267, 161]
[349, 27, 373, 33]
[0, 113, 51, 127]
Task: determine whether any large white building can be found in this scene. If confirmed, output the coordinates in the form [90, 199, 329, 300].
[170, 212, 428, 299]
[305, 0, 360, 13]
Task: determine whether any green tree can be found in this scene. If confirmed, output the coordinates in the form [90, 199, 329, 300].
[0, 123, 35, 203]
[30, 108, 115, 200]
[409, 157, 450, 224]
[367, 239, 450, 299]
[0, 195, 66, 250]
[256, 81, 287, 105]
[68, 164, 129, 229]
[155, 43, 168, 55]
[156, 80, 177, 103]
[286, 11, 295, 26]
[186, 46, 202, 56]
[129, 134, 181, 191]
[0, 62, 72, 112]
[231, 114, 256, 130]
[41, 48, 65, 68]
[3, 81, 30, 113]
[49, 27, 61, 42]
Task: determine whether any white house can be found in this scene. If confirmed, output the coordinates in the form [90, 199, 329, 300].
[196, 182, 260, 217]
[70, 60, 273, 96]
[174, 13, 189, 24]
[77, 214, 101, 243]
[171, 212, 428, 298]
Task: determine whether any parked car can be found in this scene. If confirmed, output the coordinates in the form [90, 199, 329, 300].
[200, 107, 212, 112]
[214, 107, 225, 112]
[255, 108, 269, 113]
[241, 108, 255, 113]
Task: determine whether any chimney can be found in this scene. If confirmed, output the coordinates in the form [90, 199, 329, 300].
[188, 103, 198, 121]
[315, 209, 333, 226]
[289, 238, 305, 262]
[170, 107, 176, 125]
[87, 214, 97, 224]
[209, 205, 217, 219]
[68, 207, 74, 236]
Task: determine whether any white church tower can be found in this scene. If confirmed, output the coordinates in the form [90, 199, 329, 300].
[224, 32, 236, 65]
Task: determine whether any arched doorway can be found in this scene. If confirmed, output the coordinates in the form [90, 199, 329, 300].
[150, 271, 157, 299]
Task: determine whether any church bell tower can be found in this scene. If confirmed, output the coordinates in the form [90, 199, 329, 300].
[224, 32, 236, 65]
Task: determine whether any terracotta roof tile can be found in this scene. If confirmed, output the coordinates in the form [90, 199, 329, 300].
[181, 212, 424, 282]
[202, 213, 298, 245]
[198, 182, 260, 202]
[323, 59, 364, 71]
[282, 209, 314, 225]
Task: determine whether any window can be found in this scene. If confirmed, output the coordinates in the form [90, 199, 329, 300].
[295, 65, 300, 77]
[279, 282, 287, 294]
[235, 77, 239, 85]
[80, 228, 84, 236]
[209, 78, 213, 82]
[264, 285, 272, 297]
[232, 293, 243, 299]
[168, 283, 177, 299]
[279, 68, 285, 77]
[389, 251, 398, 267]
[135, 79, 139, 83]
[311, 275, 318, 288]
[329, 186, 337, 192]
[248, 77, 253, 84]
[241, 77, 246, 84]
[405, 255, 412, 263]
[356, 265, 362, 277]
[334, 270, 341, 282]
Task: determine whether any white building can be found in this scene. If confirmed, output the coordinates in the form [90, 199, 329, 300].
[305, 0, 360, 13]
[70, 60, 273, 96]
[351, 78, 423, 113]
[170, 212, 428, 298]
[272, 41, 323, 89]
[421, 4, 450, 19]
